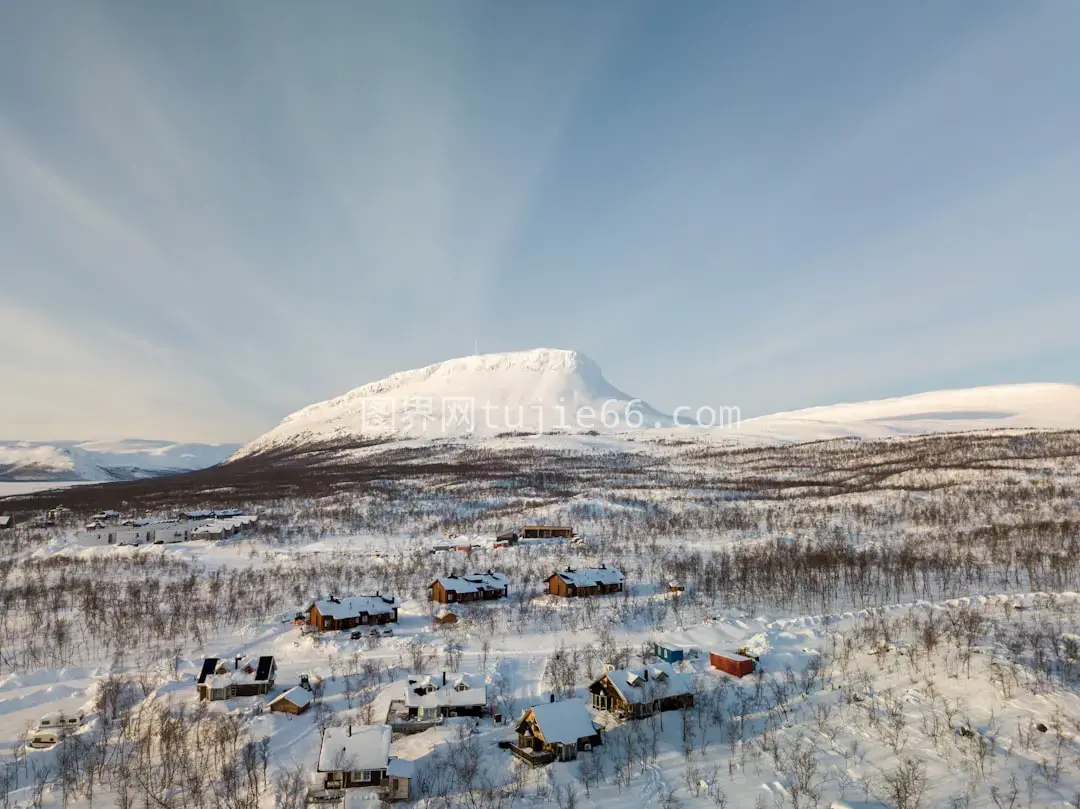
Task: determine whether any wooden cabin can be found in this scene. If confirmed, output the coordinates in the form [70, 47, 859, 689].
[318, 725, 391, 789]
[0, 515, 12, 530]
[545, 566, 624, 598]
[588, 662, 693, 719]
[268, 686, 312, 715]
[197, 656, 276, 700]
[429, 571, 509, 604]
[404, 672, 486, 719]
[308, 594, 399, 631]
[710, 652, 756, 678]
[514, 698, 601, 764]
[521, 525, 574, 539]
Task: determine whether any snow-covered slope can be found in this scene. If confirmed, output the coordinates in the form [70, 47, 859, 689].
[238, 347, 1080, 460]
[236, 349, 669, 457]
[713, 382, 1080, 445]
[0, 439, 241, 482]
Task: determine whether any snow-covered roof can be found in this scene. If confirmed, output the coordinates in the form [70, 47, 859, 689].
[197, 656, 275, 686]
[550, 567, 623, 587]
[599, 661, 692, 702]
[318, 725, 391, 773]
[435, 571, 508, 593]
[526, 698, 597, 744]
[405, 673, 486, 709]
[712, 651, 754, 663]
[386, 758, 415, 778]
[269, 686, 313, 709]
[310, 594, 398, 619]
[38, 710, 82, 727]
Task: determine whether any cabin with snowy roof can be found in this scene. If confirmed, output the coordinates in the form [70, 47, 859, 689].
[318, 725, 392, 789]
[307, 593, 399, 630]
[521, 525, 574, 539]
[513, 698, 601, 764]
[429, 571, 509, 604]
[545, 566, 624, 598]
[268, 686, 312, 715]
[0, 515, 12, 530]
[196, 655, 276, 701]
[404, 671, 487, 719]
[588, 661, 693, 719]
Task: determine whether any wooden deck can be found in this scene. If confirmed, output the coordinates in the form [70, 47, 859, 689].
[508, 744, 555, 766]
[305, 787, 345, 805]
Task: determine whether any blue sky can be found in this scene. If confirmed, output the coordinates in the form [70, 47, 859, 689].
[2, 1, 1078, 442]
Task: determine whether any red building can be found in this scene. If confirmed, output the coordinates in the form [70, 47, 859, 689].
[710, 652, 756, 678]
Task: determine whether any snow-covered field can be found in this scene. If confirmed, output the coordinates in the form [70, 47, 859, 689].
[2, 512, 1080, 809]
[0, 481, 96, 497]
[3, 381, 1080, 809]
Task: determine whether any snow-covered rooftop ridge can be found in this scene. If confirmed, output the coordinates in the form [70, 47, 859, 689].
[269, 687, 313, 709]
[600, 661, 693, 700]
[435, 571, 509, 593]
[551, 566, 624, 586]
[317, 725, 391, 772]
[525, 697, 597, 743]
[310, 593, 398, 619]
[405, 672, 487, 708]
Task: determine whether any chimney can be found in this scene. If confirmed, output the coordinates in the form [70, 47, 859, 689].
[600, 563, 606, 569]
[550, 694, 555, 703]
[442, 671, 447, 686]
[376, 590, 380, 596]
[643, 668, 648, 681]
[348, 725, 352, 737]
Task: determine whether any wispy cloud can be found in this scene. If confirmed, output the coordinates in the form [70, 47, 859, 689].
[1, 2, 1077, 439]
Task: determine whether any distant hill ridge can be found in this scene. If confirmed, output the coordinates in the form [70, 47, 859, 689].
[0, 439, 241, 482]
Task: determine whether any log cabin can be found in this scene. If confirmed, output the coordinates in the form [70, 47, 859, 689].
[429, 571, 509, 603]
[268, 686, 313, 715]
[513, 698, 602, 764]
[545, 566, 624, 598]
[588, 662, 693, 719]
[521, 525, 574, 539]
[307, 594, 399, 631]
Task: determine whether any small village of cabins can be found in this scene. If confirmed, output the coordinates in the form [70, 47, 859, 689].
[117, 546, 758, 804]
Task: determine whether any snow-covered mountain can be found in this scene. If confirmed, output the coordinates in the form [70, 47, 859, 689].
[712, 382, 1080, 445]
[0, 439, 241, 482]
[235, 348, 669, 457]
[235, 347, 1080, 461]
